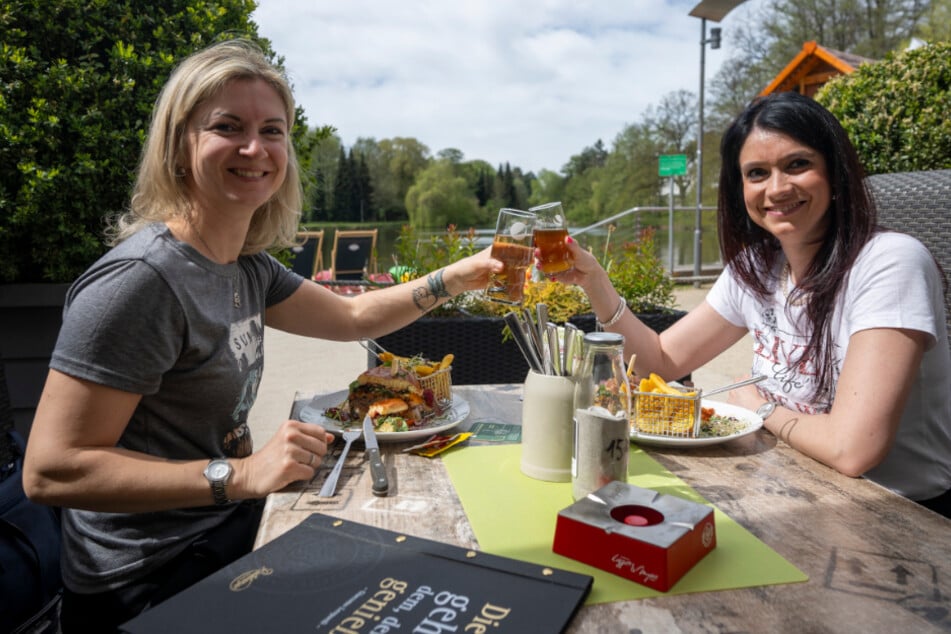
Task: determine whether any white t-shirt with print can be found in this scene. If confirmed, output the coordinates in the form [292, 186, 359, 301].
[707, 231, 951, 500]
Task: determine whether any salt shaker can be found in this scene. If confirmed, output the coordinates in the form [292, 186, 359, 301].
[572, 332, 631, 500]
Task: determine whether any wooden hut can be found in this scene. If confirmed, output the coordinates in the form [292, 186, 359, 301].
[760, 40, 874, 97]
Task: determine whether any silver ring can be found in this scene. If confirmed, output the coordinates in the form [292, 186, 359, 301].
[307, 453, 315, 466]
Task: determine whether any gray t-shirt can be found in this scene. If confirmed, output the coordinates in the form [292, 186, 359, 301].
[50, 222, 303, 592]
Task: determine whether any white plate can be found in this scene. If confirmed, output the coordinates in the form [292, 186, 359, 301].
[298, 390, 471, 442]
[630, 400, 763, 448]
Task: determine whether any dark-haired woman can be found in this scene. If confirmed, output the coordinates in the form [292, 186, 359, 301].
[552, 91, 950, 517]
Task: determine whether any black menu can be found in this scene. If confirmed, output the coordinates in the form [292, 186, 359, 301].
[121, 513, 592, 634]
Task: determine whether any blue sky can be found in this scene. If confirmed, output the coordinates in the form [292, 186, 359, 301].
[252, 0, 758, 174]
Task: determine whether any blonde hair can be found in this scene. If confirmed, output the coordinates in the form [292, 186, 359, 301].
[109, 39, 301, 252]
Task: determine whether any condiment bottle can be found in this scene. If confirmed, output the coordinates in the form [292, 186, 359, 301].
[571, 332, 631, 500]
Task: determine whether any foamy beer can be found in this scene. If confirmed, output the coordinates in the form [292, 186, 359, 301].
[486, 208, 536, 304]
[530, 201, 573, 274]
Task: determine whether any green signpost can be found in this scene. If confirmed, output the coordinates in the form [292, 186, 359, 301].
[658, 154, 687, 273]
[659, 154, 688, 177]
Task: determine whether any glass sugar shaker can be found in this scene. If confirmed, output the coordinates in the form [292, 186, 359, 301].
[571, 331, 632, 500]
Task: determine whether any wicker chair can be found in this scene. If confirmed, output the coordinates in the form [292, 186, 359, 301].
[865, 169, 951, 338]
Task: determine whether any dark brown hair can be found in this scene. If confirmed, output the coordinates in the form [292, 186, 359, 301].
[717, 91, 876, 402]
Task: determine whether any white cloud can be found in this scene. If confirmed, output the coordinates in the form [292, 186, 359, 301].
[253, 0, 754, 174]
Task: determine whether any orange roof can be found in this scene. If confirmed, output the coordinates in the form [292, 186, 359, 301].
[760, 41, 874, 97]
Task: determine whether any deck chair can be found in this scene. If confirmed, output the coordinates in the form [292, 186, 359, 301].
[866, 169, 951, 339]
[288, 230, 324, 279]
[330, 229, 377, 281]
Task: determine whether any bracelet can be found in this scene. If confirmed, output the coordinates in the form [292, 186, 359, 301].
[597, 297, 627, 330]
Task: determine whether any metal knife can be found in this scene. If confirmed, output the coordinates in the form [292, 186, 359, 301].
[363, 415, 389, 496]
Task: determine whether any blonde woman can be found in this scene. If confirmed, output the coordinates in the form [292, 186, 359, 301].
[24, 39, 499, 631]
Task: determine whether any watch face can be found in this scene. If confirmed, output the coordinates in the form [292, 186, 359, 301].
[208, 461, 231, 480]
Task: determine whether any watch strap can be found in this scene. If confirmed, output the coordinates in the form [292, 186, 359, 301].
[204, 459, 232, 505]
[210, 479, 229, 506]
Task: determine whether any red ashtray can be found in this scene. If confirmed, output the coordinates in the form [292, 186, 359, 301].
[552, 482, 716, 592]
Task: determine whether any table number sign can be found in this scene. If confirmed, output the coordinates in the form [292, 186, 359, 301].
[121, 513, 592, 634]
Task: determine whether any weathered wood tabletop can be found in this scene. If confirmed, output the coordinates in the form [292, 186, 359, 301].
[256, 385, 951, 634]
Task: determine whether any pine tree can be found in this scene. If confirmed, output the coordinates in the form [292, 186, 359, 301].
[503, 163, 517, 208]
[309, 166, 327, 221]
[332, 147, 352, 221]
[474, 166, 490, 206]
[356, 156, 374, 222]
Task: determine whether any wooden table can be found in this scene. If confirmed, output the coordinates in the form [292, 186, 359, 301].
[256, 385, 951, 633]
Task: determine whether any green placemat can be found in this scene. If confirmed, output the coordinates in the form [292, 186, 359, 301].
[442, 443, 807, 604]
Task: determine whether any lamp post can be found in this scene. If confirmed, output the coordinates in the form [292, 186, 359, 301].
[689, 0, 745, 282]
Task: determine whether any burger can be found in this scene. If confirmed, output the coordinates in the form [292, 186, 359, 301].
[343, 363, 436, 426]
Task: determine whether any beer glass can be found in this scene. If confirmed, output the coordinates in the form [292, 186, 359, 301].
[485, 208, 535, 304]
[530, 201, 573, 274]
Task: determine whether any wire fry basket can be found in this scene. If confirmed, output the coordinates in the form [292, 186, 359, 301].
[632, 384, 702, 438]
[418, 366, 453, 405]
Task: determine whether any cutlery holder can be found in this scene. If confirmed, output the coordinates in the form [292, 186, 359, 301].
[520, 370, 574, 482]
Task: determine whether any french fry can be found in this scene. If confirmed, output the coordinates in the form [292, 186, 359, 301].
[438, 353, 454, 370]
[648, 373, 697, 396]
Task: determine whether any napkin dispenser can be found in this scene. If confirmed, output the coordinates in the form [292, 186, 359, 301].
[552, 481, 716, 592]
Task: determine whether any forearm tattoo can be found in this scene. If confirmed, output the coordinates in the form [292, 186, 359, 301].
[412, 269, 452, 312]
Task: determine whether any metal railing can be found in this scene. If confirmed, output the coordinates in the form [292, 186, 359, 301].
[571, 204, 722, 284]
[400, 203, 724, 285]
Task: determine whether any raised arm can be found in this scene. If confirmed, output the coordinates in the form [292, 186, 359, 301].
[549, 237, 747, 381]
[266, 246, 502, 341]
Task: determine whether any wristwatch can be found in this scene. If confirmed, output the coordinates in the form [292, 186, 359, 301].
[756, 402, 776, 420]
[203, 459, 233, 506]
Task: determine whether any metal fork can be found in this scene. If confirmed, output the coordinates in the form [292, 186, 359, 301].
[318, 428, 361, 497]
[357, 338, 390, 360]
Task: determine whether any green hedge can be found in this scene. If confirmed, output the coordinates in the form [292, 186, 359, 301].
[0, 1, 303, 283]
[816, 41, 951, 175]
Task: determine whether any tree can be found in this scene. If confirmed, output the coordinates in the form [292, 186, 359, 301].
[708, 0, 933, 126]
[404, 161, 481, 229]
[0, 0, 314, 283]
[561, 140, 608, 179]
[761, 0, 930, 59]
[644, 90, 699, 206]
[817, 41, 951, 174]
[379, 137, 431, 221]
[915, 0, 951, 42]
[597, 122, 668, 214]
[305, 132, 342, 221]
[708, 12, 778, 125]
[351, 136, 390, 220]
[437, 148, 465, 164]
[355, 154, 374, 222]
[331, 147, 354, 221]
[528, 169, 566, 208]
[455, 159, 494, 208]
